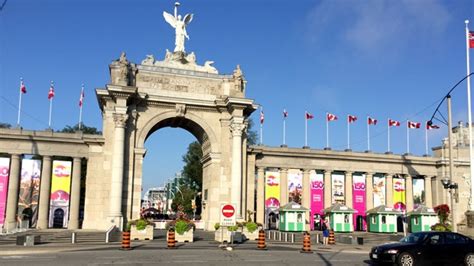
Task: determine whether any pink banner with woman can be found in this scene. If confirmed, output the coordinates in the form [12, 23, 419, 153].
[0, 158, 10, 227]
[352, 174, 366, 230]
[310, 170, 324, 230]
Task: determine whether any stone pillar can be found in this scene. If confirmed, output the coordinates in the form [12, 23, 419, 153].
[5, 154, 21, 231]
[345, 171, 353, 207]
[246, 154, 256, 220]
[230, 119, 245, 217]
[405, 175, 414, 212]
[424, 176, 433, 208]
[386, 174, 393, 208]
[37, 156, 52, 229]
[68, 157, 82, 229]
[280, 168, 288, 206]
[108, 113, 128, 228]
[324, 170, 332, 207]
[366, 173, 374, 211]
[302, 169, 311, 230]
[256, 167, 265, 225]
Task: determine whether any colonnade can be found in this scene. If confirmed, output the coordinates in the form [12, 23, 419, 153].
[255, 167, 434, 225]
[2, 154, 83, 231]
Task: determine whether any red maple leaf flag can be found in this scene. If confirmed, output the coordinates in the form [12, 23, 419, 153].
[283, 109, 288, 118]
[470, 31, 474, 48]
[408, 121, 421, 129]
[348, 115, 357, 123]
[388, 119, 400, 127]
[260, 110, 264, 124]
[79, 88, 85, 107]
[48, 84, 55, 100]
[327, 113, 337, 121]
[20, 79, 27, 94]
[306, 112, 314, 119]
[368, 117, 377, 125]
[426, 122, 440, 130]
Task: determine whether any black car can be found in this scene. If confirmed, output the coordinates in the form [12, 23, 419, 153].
[369, 231, 474, 266]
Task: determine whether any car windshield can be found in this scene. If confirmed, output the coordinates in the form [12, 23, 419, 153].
[399, 233, 426, 243]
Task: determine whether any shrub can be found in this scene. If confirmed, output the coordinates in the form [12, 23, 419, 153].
[166, 218, 195, 235]
[244, 221, 258, 233]
[214, 223, 220, 231]
[228, 225, 239, 232]
[431, 223, 452, 232]
[127, 218, 154, 231]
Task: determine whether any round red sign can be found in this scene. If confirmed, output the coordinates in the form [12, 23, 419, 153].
[222, 204, 235, 218]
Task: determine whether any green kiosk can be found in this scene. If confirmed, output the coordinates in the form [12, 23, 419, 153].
[366, 205, 401, 233]
[278, 201, 308, 232]
[323, 203, 356, 233]
[407, 205, 437, 232]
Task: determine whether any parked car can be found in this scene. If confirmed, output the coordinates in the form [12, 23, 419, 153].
[369, 231, 474, 266]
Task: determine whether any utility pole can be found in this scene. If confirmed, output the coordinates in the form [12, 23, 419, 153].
[447, 95, 457, 232]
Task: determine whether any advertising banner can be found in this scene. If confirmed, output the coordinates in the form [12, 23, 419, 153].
[265, 171, 280, 209]
[49, 160, 72, 228]
[352, 174, 366, 230]
[288, 169, 302, 204]
[310, 170, 324, 230]
[393, 178, 406, 211]
[0, 158, 10, 227]
[331, 173, 345, 204]
[413, 178, 425, 210]
[18, 159, 42, 228]
[373, 175, 386, 207]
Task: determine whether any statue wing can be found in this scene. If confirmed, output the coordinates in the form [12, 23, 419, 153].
[183, 13, 193, 25]
[163, 11, 177, 27]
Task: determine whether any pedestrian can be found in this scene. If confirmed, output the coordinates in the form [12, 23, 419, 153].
[322, 218, 329, 245]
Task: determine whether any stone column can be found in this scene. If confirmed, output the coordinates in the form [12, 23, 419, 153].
[386, 174, 393, 208]
[405, 175, 414, 212]
[230, 119, 246, 217]
[256, 167, 265, 225]
[5, 154, 21, 231]
[366, 173, 374, 211]
[324, 170, 332, 207]
[68, 157, 82, 229]
[302, 169, 311, 230]
[37, 156, 52, 229]
[280, 168, 288, 206]
[108, 113, 128, 228]
[345, 171, 353, 207]
[424, 176, 433, 208]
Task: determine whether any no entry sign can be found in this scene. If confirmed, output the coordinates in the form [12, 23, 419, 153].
[220, 204, 236, 226]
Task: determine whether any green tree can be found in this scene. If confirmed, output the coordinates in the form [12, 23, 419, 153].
[58, 123, 102, 135]
[246, 118, 258, 145]
[171, 185, 196, 215]
[0, 123, 12, 128]
[182, 141, 203, 190]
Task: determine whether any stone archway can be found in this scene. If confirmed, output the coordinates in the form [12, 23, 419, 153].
[84, 51, 256, 230]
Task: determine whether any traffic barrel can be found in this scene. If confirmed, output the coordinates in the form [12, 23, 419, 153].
[121, 231, 131, 250]
[328, 229, 335, 245]
[257, 229, 267, 250]
[300, 231, 313, 253]
[167, 229, 176, 249]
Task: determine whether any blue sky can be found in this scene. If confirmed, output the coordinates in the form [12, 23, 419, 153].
[1, 0, 473, 193]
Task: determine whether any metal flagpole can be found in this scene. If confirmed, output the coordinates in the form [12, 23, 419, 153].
[326, 113, 329, 148]
[367, 116, 370, 151]
[388, 120, 391, 153]
[425, 122, 429, 155]
[283, 115, 286, 145]
[347, 116, 350, 150]
[465, 20, 474, 211]
[48, 97, 53, 128]
[305, 112, 308, 147]
[17, 78, 23, 127]
[260, 122, 263, 145]
[79, 84, 84, 130]
[407, 121, 410, 154]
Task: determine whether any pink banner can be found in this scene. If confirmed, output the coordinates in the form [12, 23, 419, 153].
[310, 170, 324, 230]
[352, 174, 366, 230]
[0, 158, 10, 226]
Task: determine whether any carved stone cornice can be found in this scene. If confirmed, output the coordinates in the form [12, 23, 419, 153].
[113, 113, 129, 128]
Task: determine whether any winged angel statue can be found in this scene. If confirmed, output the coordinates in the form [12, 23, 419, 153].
[163, 2, 193, 53]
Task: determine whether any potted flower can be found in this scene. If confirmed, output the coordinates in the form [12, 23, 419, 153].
[128, 218, 154, 240]
[242, 210, 260, 240]
[214, 223, 244, 243]
[166, 211, 195, 242]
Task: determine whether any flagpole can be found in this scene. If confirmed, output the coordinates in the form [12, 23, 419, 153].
[367, 117, 370, 151]
[407, 121, 410, 154]
[305, 112, 308, 147]
[79, 85, 84, 130]
[17, 78, 23, 127]
[465, 20, 474, 211]
[425, 122, 428, 155]
[347, 116, 350, 150]
[260, 122, 263, 145]
[388, 120, 391, 153]
[283, 116, 286, 145]
[326, 113, 329, 148]
[48, 98, 53, 129]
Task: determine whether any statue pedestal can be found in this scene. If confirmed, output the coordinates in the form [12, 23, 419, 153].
[465, 211, 474, 228]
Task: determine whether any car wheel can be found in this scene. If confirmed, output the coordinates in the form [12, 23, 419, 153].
[397, 252, 415, 266]
[465, 253, 474, 266]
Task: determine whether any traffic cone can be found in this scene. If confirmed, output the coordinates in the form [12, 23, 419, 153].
[257, 229, 267, 250]
[328, 229, 335, 245]
[121, 231, 131, 250]
[300, 232, 313, 253]
[167, 229, 176, 249]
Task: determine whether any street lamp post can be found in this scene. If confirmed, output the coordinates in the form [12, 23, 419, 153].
[441, 177, 459, 231]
